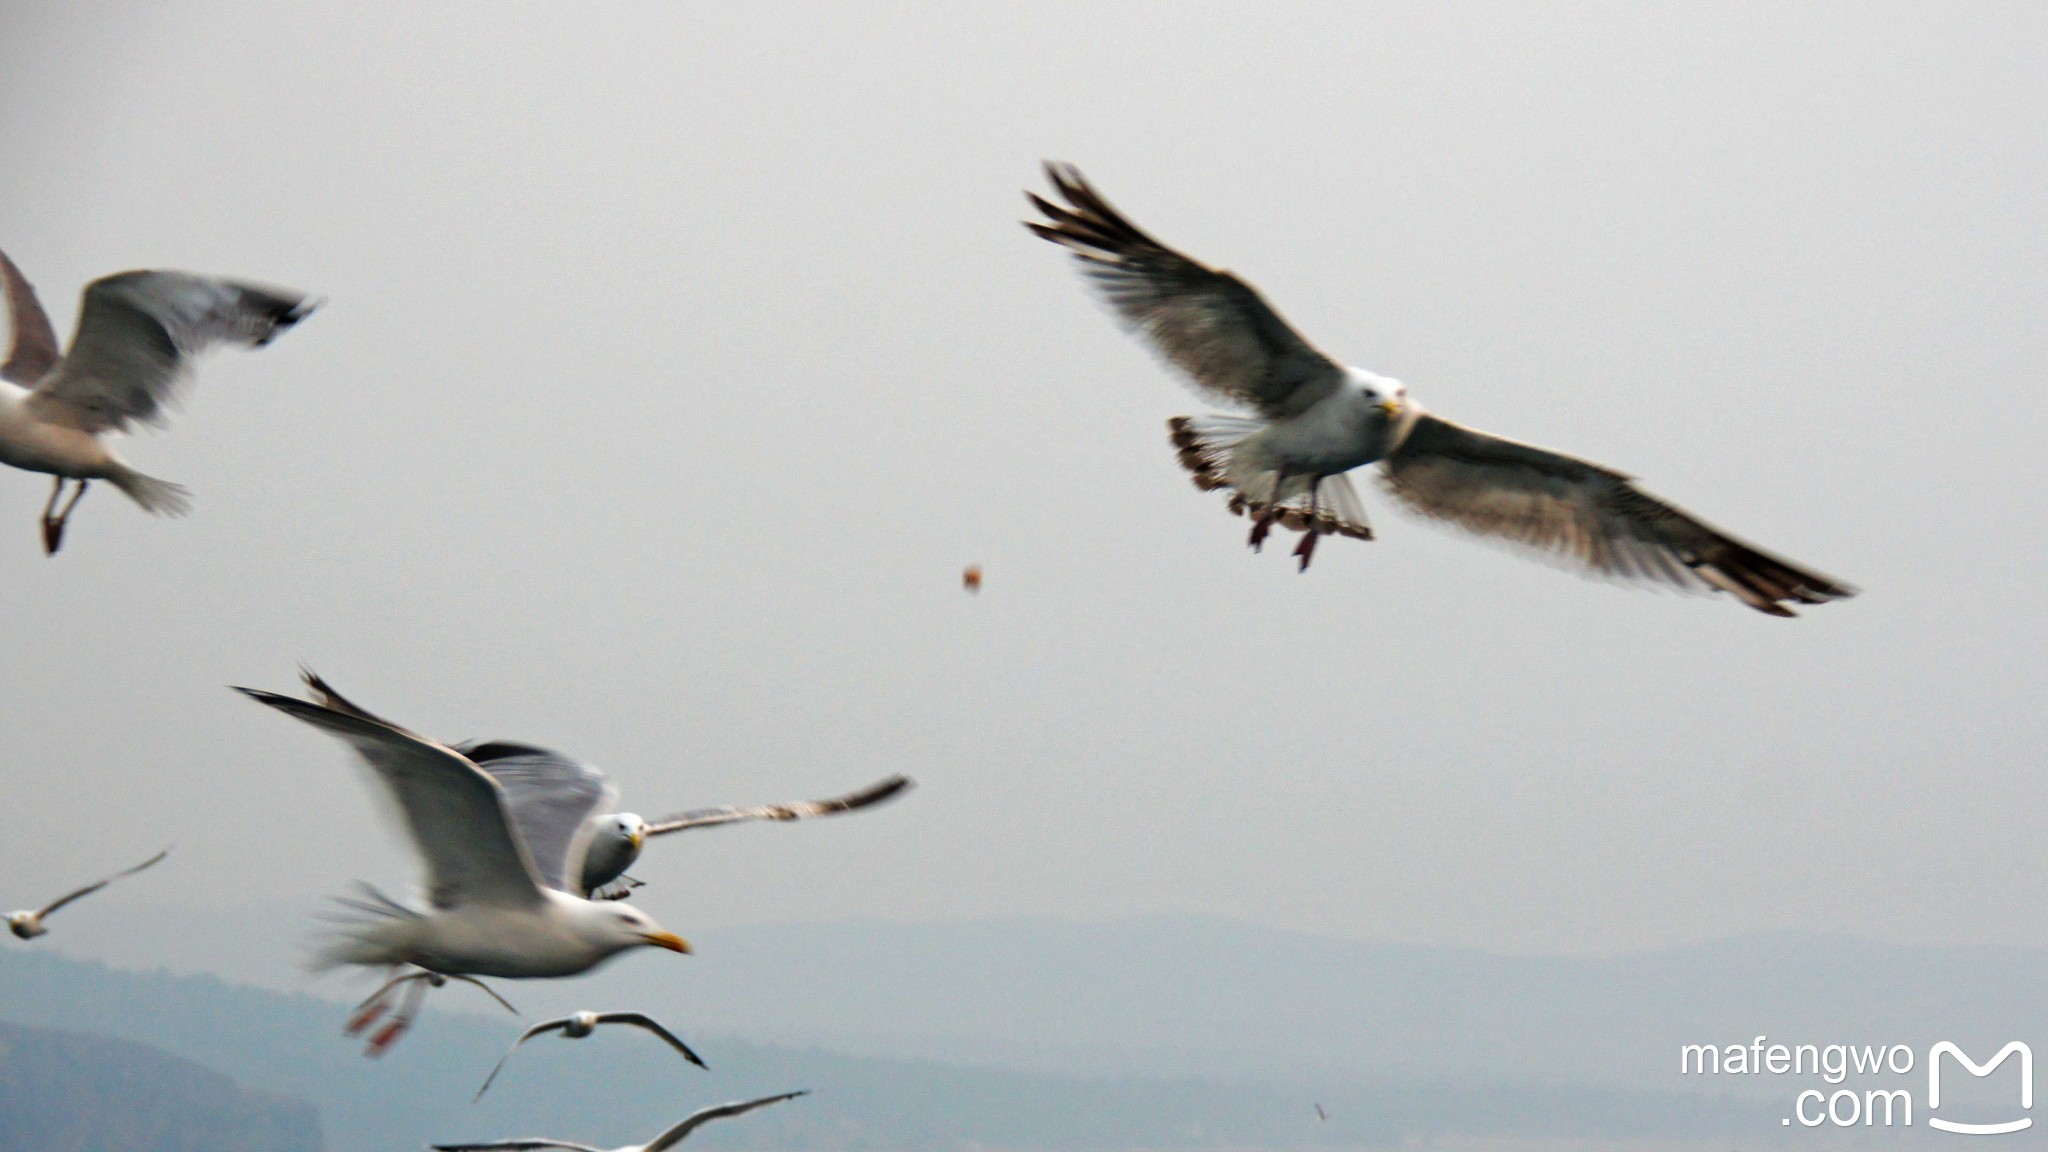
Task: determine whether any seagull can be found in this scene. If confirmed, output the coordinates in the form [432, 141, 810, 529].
[1025, 163, 1857, 616]
[460, 739, 913, 898]
[7, 847, 169, 940]
[235, 671, 691, 1052]
[345, 965, 520, 1058]
[474, 1011, 707, 1101]
[0, 247, 316, 553]
[434, 1091, 808, 1152]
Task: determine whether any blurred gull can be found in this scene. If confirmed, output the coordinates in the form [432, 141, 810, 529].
[236, 671, 690, 1053]
[0, 247, 316, 553]
[7, 847, 168, 940]
[1026, 163, 1856, 615]
[474, 1011, 707, 1101]
[435, 1091, 809, 1152]
[461, 739, 911, 898]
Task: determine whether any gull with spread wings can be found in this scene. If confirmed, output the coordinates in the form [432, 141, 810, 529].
[474, 1010, 707, 1101]
[1026, 163, 1856, 616]
[7, 847, 168, 940]
[462, 739, 912, 899]
[0, 248, 316, 553]
[435, 1091, 808, 1152]
[236, 671, 691, 1054]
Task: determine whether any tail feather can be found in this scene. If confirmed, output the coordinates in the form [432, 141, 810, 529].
[1171, 416, 1373, 541]
[108, 469, 192, 517]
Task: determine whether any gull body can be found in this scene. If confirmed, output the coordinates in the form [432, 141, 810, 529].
[0, 248, 315, 552]
[474, 1010, 707, 1100]
[1027, 162, 1856, 614]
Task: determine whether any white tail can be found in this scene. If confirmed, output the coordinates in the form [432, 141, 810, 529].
[108, 468, 193, 517]
[1169, 416, 1373, 540]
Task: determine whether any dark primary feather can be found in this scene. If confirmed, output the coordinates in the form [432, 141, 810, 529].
[1026, 162, 1341, 419]
[0, 247, 59, 385]
[1380, 414, 1857, 616]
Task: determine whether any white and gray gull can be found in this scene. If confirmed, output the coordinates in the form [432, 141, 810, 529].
[236, 671, 690, 1050]
[460, 739, 912, 898]
[0, 247, 316, 553]
[1026, 163, 1856, 616]
[434, 1090, 808, 1152]
[474, 1011, 708, 1101]
[7, 847, 169, 940]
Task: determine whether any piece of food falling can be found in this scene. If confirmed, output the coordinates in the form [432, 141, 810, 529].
[962, 565, 983, 593]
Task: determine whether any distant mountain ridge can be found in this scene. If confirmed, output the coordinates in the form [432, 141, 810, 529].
[0, 1019, 320, 1152]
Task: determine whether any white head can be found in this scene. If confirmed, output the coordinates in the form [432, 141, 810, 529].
[1350, 368, 1411, 417]
[7, 911, 46, 940]
[570, 897, 689, 958]
[579, 812, 649, 893]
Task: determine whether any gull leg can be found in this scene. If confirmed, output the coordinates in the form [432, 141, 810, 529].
[40, 478, 66, 555]
[346, 968, 408, 1035]
[1292, 477, 1324, 572]
[367, 975, 429, 1057]
[1247, 471, 1289, 552]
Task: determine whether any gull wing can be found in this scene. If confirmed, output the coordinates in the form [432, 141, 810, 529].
[36, 847, 169, 919]
[0, 247, 59, 385]
[461, 741, 617, 894]
[1026, 162, 1342, 420]
[592, 1012, 706, 1068]
[26, 269, 314, 434]
[237, 674, 545, 910]
[643, 1091, 809, 1152]
[1380, 414, 1858, 616]
[431, 1143, 601, 1152]
[644, 774, 912, 836]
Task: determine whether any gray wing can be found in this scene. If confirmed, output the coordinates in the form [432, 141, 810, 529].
[237, 673, 545, 909]
[472, 1017, 573, 1101]
[1380, 414, 1858, 617]
[431, 1143, 601, 1152]
[1026, 162, 1342, 420]
[26, 269, 314, 434]
[644, 775, 912, 836]
[0, 247, 59, 385]
[36, 847, 170, 919]
[462, 742, 617, 893]
[643, 1091, 809, 1152]
[593, 1012, 707, 1068]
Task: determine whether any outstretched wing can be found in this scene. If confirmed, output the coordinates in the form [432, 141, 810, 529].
[472, 1017, 574, 1101]
[644, 775, 913, 836]
[26, 269, 314, 434]
[461, 741, 617, 894]
[1026, 162, 1343, 420]
[594, 1012, 707, 1069]
[644, 1091, 809, 1152]
[237, 673, 545, 909]
[1380, 414, 1857, 616]
[36, 847, 170, 919]
[0, 247, 59, 385]
[431, 1142, 601, 1152]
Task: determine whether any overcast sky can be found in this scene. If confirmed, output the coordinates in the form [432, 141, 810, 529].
[2, 2, 2045, 966]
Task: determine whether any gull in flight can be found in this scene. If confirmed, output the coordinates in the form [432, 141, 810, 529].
[236, 671, 691, 1053]
[0, 248, 316, 553]
[434, 1091, 809, 1152]
[7, 847, 169, 940]
[474, 1011, 707, 1101]
[460, 739, 913, 899]
[1026, 163, 1857, 616]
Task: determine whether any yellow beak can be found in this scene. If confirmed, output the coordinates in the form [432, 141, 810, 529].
[642, 931, 692, 954]
[1380, 399, 1402, 416]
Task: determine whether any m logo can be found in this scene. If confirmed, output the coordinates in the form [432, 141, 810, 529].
[1929, 1042, 2032, 1135]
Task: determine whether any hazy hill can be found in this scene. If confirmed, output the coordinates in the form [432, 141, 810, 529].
[0, 1019, 319, 1152]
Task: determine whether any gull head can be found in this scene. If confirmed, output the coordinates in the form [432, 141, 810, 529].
[6, 911, 46, 940]
[1347, 368, 1409, 416]
[574, 899, 690, 958]
[579, 813, 649, 894]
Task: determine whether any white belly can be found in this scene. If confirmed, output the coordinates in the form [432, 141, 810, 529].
[1247, 388, 1393, 476]
[0, 393, 109, 477]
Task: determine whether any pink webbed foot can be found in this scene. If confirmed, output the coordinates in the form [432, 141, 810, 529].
[1293, 528, 1321, 572]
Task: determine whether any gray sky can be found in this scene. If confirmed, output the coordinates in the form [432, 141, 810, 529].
[1, 1, 2045, 962]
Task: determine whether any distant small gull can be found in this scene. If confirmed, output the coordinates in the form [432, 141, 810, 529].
[459, 739, 912, 898]
[7, 847, 168, 939]
[236, 671, 691, 1052]
[474, 1011, 707, 1101]
[435, 1091, 808, 1152]
[1026, 163, 1855, 615]
[0, 247, 315, 553]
